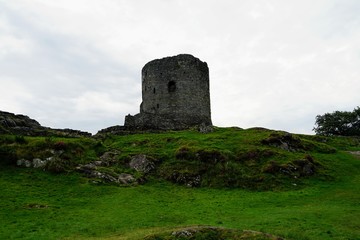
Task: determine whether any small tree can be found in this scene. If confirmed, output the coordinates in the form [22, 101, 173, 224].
[313, 107, 360, 136]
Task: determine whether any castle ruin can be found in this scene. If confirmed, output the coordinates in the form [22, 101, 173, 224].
[124, 54, 212, 130]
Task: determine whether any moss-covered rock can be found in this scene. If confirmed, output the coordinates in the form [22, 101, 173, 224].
[144, 226, 284, 240]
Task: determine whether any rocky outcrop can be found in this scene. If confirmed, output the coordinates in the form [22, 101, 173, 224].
[50, 128, 92, 138]
[75, 151, 138, 185]
[263, 155, 319, 177]
[0, 111, 42, 135]
[94, 125, 141, 137]
[16, 151, 63, 170]
[0, 110, 91, 137]
[145, 226, 284, 240]
[129, 154, 155, 173]
[17, 159, 33, 168]
[261, 132, 304, 152]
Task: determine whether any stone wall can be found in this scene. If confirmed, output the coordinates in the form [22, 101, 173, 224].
[125, 54, 212, 130]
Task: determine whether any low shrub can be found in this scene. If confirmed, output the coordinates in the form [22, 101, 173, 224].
[0, 145, 17, 165]
[237, 149, 275, 162]
[14, 135, 27, 144]
[263, 161, 281, 174]
[175, 146, 196, 160]
[263, 155, 319, 178]
[93, 141, 106, 156]
[45, 157, 71, 173]
[53, 141, 67, 150]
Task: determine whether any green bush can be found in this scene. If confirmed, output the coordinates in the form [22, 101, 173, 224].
[14, 135, 27, 144]
[0, 145, 16, 165]
[93, 141, 106, 156]
[53, 141, 67, 150]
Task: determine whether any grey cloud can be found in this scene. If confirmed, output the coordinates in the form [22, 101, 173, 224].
[1, 0, 360, 134]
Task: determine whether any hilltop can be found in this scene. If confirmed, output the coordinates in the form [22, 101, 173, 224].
[0, 111, 359, 239]
[1, 122, 351, 190]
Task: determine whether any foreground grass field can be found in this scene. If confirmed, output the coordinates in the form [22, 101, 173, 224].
[0, 128, 359, 239]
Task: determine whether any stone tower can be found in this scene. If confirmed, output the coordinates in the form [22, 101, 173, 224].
[125, 54, 212, 130]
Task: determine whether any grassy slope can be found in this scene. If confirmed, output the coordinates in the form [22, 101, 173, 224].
[0, 128, 359, 239]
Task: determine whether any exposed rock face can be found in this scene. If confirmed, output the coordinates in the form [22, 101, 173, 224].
[129, 154, 155, 173]
[99, 150, 121, 165]
[0, 110, 91, 137]
[32, 158, 47, 168]
[16, 156, 59, 169]
[261, 132, 304, 152]
[263, 155, 319, 177]
[95, 125, 129, 136]
[74, 151, 138, 185]
[17, 159, 33, 168]
[125, 54, 212, 130]
[0, 111, 42, 135]
[118, 173, 136, 184]
[145, 226, 285, 240]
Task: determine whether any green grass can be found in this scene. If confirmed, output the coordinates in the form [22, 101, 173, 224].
[0, 166, 359, 239]
[0, 128, 360, 239]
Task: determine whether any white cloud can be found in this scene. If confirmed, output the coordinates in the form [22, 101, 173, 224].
[74, 91, 134, 115]
[0, 14, 34, 58]
[0, 35, 32, 58]
[0, 78, 34, 113]
[0, 0, 359, 134]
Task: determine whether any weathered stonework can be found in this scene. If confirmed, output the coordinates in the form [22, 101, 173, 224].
[125, 54, 212, 130]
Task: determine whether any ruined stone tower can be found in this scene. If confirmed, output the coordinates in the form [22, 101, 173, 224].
[125, 54, 212, 130]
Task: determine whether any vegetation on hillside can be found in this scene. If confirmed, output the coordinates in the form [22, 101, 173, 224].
[0, 127, 348, 190]
[0, 127, 359, 239]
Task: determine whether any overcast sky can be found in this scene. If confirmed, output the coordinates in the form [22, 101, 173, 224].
[1, 0, 359, 134]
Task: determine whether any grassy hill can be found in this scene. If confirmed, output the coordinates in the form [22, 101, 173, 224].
[0, 127, 359, 239]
